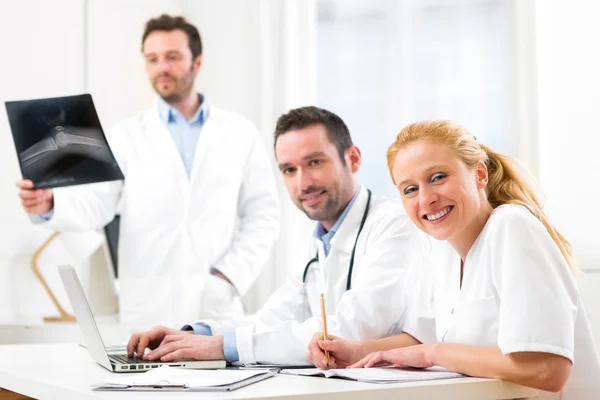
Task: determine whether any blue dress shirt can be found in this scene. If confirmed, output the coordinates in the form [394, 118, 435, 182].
[181, 322, 239, 362]
[312, 186, 362, 257]
[157, 94, 209, 178]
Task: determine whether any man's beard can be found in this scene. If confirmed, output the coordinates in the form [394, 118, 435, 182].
[160, 89, 184, 103]
[296, 186, 341, 222]
[153, 68, 195, 103]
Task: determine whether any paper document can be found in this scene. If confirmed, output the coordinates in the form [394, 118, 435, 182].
[281, 366, 465, 384]
[92, 366, 276, 391]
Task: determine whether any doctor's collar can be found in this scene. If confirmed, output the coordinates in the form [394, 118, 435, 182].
[157, 93, 208, 125]
[312, 185, 362, 241]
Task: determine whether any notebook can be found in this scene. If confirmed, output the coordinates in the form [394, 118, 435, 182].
[281, 366, 465, 384]
[92, 366, 276, 391]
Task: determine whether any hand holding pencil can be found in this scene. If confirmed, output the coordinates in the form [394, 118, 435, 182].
[309, 293, 364, 369]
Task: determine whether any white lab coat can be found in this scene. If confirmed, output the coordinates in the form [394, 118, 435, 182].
[417, 204, 600, 399]
[198, 187, 435, 364]
[38, 103, 280, 332]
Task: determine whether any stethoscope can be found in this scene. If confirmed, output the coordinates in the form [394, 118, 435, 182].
[302, 189, 372, 291]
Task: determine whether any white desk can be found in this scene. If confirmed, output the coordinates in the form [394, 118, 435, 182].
[0, 343, 540, 400]
[0, 317, 126, 345]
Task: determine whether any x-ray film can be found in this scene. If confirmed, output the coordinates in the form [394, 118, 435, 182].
[5, 94, 124, 188]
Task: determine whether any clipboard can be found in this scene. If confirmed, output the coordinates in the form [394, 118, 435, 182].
[92, 366, 277, 392]
[94, 372, 275, 391]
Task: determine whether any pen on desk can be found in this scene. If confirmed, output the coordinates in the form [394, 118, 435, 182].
[319, 293, 330, 365]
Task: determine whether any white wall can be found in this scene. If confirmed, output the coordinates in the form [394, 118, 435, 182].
[0, 0, 89, 322]
[87, 0, 182, 127]
[185, 0, 317, 310]
[0, 0, 193, 323]
[535, 0, 600, 346]
[0, 0, 315, 324]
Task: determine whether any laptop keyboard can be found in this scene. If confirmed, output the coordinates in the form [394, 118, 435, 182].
[109, 354, 163, 364]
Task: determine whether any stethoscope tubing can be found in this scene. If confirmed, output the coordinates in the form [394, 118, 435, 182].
[302, 189, 372, 291]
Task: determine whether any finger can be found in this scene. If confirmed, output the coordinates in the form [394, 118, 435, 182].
[316, 357, 328, 370]
[137, 333, 153, 357]
[311, 351, 328, 370]
[306, 335, 329, 365]
[307, 351, 315, 365]
[364, 353, 385, 368]
[161, 334, 184, 346]
[41, 189, 52, 199]
[308, 346, 329, 370]
[146, 336, 188, 361]
[127, 334, 139, 357]
[311, 332, 324, 343]
[20, 195, 40, 205]
[348, 353, 375, 369]
[145, 342, 174, 361]
[363, 359, 388, 368]
[308, 336, 322, 354]
[21, 199, 42, 208]
[19, 190, 40, 201]
[314, 348, 331, 367]
[161, 348, 187, 362]
[309, 345, 329, 369]
[15, 180, 34, 189]
[319, 339, 343, 352]
[327, 356, 337, 369]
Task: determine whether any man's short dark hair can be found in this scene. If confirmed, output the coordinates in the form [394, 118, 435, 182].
[141, 14, 202, 59]
[274, 106, 353, 163]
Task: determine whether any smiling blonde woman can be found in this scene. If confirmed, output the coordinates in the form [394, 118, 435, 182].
[309, 120, 600, 399]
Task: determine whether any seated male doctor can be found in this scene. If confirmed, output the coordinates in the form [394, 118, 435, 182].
[127, 106, 433, 365]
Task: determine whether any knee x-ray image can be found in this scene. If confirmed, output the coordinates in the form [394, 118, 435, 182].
[5, 94, 124, 188]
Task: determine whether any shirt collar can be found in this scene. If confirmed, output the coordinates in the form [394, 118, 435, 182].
[313, 185, 362, 242]
[157, 93, 208, 125]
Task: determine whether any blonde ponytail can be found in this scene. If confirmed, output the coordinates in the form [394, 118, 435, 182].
[387, 120, 574, 271]
[480, 144, 574, 270]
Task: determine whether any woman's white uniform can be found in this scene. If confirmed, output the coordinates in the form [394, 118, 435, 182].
[39, 103, 280, 332]
[426, 204, 600, 399]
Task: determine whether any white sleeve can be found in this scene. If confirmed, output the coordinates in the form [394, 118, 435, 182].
[235, 274, 312, 363]
[492, 208, 577, 362]
[43, 181, 122, 231]
[400, 240, 438, 344]
[201, 274, 309, 336]
[211, 125, 280, 297]
[237, 214, 422, 364]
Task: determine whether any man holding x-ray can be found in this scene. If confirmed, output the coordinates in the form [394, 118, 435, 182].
[127, 106, 435, 365]
[15, 14, 280, 332]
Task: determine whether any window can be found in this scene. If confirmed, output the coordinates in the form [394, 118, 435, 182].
[317, 0, 532, 197]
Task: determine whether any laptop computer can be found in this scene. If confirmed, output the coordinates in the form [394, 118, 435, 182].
[58, 265, 226, 373]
